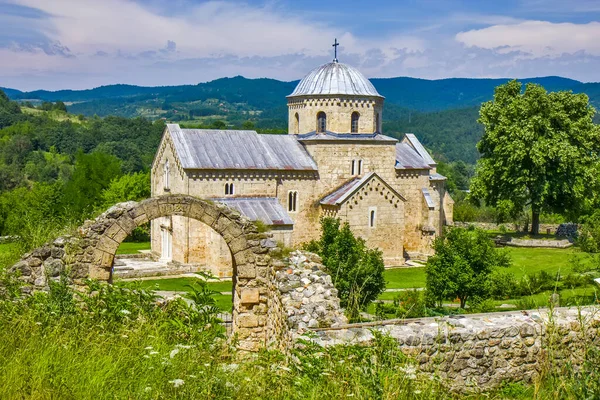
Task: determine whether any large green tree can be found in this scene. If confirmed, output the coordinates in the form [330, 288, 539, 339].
[471, 80, 600, 234]
[426, 227, 510, 308]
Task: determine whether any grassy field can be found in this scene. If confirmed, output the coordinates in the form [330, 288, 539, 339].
[383, 247, 593, 290]
[116, 241, 151, 255]
[0, 242, 21, 268]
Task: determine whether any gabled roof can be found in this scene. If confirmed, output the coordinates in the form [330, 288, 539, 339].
[320, 172, 406, 206]
[395, 143, 431, 170]
[167, 124, 317, 171]
[403, 134, 436, 166]
[297, 131, 397, 143]
[212, 197, 293, 226]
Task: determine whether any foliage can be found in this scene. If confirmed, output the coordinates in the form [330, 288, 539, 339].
[470, 80, 600, 234]
[426, 227, 511, 308]
[578, 210, 600, 252]
[305, 218, 385, 319]
[100, 171, 150, 208]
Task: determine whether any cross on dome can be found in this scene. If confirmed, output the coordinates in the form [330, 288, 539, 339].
[332, 38, 339, 63]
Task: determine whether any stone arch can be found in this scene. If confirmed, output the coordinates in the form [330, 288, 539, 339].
[12, 194, 278, 351]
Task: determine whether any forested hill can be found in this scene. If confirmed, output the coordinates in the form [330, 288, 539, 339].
[3, 75, 597, 113]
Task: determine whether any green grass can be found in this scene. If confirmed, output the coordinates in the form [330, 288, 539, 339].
[0, 242, 22, 268]
[383, 247, 593, 291]
[116, 241, 151, 255]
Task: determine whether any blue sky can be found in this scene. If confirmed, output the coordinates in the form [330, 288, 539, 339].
[1, 0, 600, 90]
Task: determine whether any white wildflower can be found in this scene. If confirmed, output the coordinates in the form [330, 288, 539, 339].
[204, 363, 210, 367]
[176, 344, 194, 349]
[121, 335, 128, 338]
[120, 309, 131, 315]
[414, 390, 422, 395]
[221, 363, 239, 372]
[143, 355, 150, 359]
[149, 351, 159, 355]
[144, 386, 152, 392]
[169, 379, 185, 388]
[170, 348, 180, 358]
[144, 346, 153, 350]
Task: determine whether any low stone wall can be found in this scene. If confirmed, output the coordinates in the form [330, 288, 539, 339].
[310, 307, 600, 392]
[505, 238, 572, 248]
[454, 222, 562, 234]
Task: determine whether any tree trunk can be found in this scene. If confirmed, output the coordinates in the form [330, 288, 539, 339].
[531, 210, 540, 235]
[459, 297, 467, 309]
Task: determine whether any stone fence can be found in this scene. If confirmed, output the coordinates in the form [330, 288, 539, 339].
[310, 307, 600, 392]
[454, 222, 561, 234]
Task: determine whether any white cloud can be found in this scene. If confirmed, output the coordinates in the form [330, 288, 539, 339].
[456, 21, 600, 57]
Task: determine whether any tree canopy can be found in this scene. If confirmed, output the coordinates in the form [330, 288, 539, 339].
[426, 227, 510, 308]
[470, 80, 600, 234]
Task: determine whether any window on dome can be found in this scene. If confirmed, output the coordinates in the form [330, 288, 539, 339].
[351, 112, 360, 133]
[317, 112, 327, 133]
[375, 112, 381, 133]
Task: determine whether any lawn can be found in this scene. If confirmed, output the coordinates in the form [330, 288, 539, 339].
[383, 247, 593, 290]
[116, 241, 151, 255]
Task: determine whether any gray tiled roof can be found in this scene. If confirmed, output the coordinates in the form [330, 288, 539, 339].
[321, 172, 406, 206]
[167, 124, 317, 171]
[395, 143, 431, 170]
[404, 134, 436, 166]
[429, 173, 447, 181]
[212, 197, 293, 226]
[288, 62, 383, 98]
[422, 188, 435, 210]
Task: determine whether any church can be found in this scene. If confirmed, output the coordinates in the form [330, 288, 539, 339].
[150, 47, 454, 277]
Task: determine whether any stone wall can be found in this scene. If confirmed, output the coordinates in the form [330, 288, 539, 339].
[454, 221, 562, 234]
[310, 307, 600, 392]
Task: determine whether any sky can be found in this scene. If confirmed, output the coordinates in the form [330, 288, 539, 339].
[1, 0, 600, 91]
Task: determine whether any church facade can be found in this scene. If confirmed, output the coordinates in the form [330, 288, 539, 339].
[150, 59, 453, 277]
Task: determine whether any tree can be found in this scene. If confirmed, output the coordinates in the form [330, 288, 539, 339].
[100, 171, 150, 209]
[62, 151, 122, 219]
[306, 218, 386, 318]
[471, 80, 600, 234]
[426, 227, 510, 308]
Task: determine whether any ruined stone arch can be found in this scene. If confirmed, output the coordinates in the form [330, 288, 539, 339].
[12, 194, 281, 351]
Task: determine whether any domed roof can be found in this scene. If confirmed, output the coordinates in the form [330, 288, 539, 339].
[288, 62, 382, 98]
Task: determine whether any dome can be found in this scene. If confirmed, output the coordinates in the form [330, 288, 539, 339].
[288, 62, 383, 98]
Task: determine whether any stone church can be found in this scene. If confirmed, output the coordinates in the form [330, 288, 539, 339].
[150, 55, 453, 277]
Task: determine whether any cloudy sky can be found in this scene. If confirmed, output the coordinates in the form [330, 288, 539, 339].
[1, 0, 600, 90]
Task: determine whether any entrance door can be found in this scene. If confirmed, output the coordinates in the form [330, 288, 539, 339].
[161, 227, 172, 262]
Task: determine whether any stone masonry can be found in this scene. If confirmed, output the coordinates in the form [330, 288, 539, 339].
[310, 307, 600, 392]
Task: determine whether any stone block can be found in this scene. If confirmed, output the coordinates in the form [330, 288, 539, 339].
[229, 236, 249, 254]
[241, 288, 260, 304]
[234, 250, 255, 266]
[237, 264, 256, 279]
[89, 266, 111, 280]
[237, 313, 259, 328]
[116, 214, 137, 235]
[139, 198, 161, 220]
[96, 236, 119, 254]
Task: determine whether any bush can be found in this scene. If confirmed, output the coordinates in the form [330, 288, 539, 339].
[305, 218, 385, 320]
[578, 213, 600, 251]
[489, 270, 519, 300]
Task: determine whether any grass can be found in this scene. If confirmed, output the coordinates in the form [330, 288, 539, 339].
[116, 241, 151, 255]
[0, 242, 22, 268]
[383, 247, 593, 291]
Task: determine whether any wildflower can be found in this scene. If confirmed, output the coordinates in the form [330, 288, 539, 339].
[144, 387, 152, 392]
[204, 363, 210, 367]
[120, 309, 131, 315]
[121, 335, 128, 338]
[143, 355, 150, 359]
[144, 346, 153, 350]
[414, 390, 422, 395]
[170, 348, 180, 358]
[176, 344, 194, 349]
[169, 379, 185, 388]
[149, 351, 159, 355]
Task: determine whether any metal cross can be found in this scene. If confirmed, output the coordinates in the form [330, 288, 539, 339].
[332, 38, 339, 62]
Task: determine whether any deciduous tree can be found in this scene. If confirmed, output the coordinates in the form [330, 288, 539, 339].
[471, 81, 600, 234]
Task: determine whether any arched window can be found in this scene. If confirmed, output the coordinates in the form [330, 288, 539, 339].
[351, 160, 356, 175]
[294, 113, 300, 134]
[369, 208, 376, 228]
[351, 159, 363, 175]
[358, 159, 363, 175]
[375, 112, 381, 133]
[163, 159, 170, 190]
[317, 112, 327, 133]
[288, 190, 298, 212]
[351, 112, 360, 133]
[225, 182, 235, 195]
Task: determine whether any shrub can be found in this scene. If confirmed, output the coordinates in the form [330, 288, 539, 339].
[578, 212, 600, 251]
[489, 270, 519, 300]
[305, 218, 385, 320]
